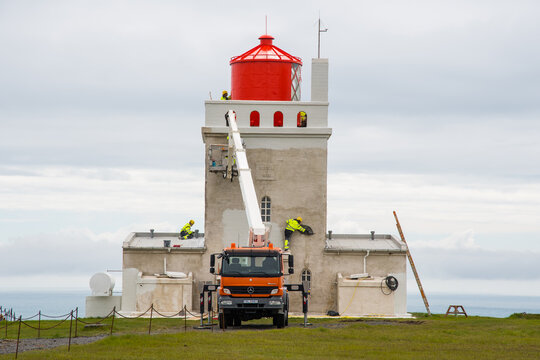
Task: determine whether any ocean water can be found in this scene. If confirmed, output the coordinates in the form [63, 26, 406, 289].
[407, 293, 540, 318]
[0, 290, 87, 319]
[1, 290, 539, 318]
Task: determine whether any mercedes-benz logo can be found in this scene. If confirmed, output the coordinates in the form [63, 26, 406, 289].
[247, 286, 255, 294]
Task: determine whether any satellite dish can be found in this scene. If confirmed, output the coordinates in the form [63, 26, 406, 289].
[89, 272, 115, 296]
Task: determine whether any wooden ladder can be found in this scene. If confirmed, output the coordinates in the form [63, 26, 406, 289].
[394, 211, 431, 316]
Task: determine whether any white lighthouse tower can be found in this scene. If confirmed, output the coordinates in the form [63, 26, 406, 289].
[202, 34, 332, 311]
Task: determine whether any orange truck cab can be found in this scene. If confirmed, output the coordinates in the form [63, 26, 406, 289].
[210, 243, 294, 329]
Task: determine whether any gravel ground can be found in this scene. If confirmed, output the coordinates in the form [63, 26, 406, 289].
[0, 335, 106, 354]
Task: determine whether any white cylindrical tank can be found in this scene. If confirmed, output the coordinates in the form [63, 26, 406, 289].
[89, 272, 115, 296]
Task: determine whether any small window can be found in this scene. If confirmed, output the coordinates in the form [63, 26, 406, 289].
[301, 269, 312, 291]
[273, 111, 283, 127]
[250, 111, 260, 127]
[261, 196, 271, 222]
[297, 111, 307, 127]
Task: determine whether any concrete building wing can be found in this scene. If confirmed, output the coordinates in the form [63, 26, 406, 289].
[325, 234, 407, 253]
[123, 232, 205, 250]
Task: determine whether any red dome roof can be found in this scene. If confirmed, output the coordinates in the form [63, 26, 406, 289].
[230, 35, 302, 65]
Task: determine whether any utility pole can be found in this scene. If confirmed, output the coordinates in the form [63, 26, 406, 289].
[393, 211, 431, 316]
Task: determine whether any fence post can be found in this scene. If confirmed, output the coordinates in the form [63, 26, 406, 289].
[4, 315, 7, 338]
[148, 304, 153, 335]
[68, 310, 73, 352]
[15, 316, 22, 359]
[38, 310, 41, 338]
[184, 305, 187, 332]
[75, 307, 79, 338]
[110, 306, 116, 336]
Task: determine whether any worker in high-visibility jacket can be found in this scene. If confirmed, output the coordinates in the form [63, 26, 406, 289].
[180, 220, 195, 239]
[221, 90, 230, 100]
[284, 217, 306, 250]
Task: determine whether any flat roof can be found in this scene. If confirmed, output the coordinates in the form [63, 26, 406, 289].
[324, 234, 406, 253]
[123, 232, 205, 250]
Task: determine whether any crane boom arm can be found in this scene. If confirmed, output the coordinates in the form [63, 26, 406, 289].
[227, 110, 266, 237]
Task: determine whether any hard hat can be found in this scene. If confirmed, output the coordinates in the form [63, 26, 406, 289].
[189, 220, 194, 225]
[296, 217, 302, 222]
[222, 90, 228, 95]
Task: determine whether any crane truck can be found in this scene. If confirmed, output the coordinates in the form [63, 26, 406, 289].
[206, 110, 306, 329]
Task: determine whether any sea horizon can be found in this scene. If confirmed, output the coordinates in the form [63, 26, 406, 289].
[1, 290, 539, 319]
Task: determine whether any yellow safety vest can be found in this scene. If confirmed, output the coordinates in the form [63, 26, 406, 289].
[181, 223, 192, 234]
[286, 219, 305, 233]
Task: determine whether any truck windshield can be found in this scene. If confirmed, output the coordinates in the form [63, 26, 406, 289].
[222, 255, 280, 277]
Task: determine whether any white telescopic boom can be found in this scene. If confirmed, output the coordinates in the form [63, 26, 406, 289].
[227, 110, 266, 237]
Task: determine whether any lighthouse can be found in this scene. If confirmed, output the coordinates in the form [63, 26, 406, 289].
[202, 34, 332, 312]
[114, 33, 408, 318]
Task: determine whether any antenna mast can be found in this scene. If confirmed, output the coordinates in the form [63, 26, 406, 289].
[317, 15, 328, 58]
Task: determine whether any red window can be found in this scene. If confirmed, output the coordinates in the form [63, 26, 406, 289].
[273, 111, 283, 127]
[250, 111, 260, 127]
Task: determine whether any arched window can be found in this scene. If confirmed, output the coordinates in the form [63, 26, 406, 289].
[273, 111, 283, 127]
[301, 269, 312, 291]
[250, 111, 260, 127]
[297, 111, 307, 127]
[261, 196, 271, 222]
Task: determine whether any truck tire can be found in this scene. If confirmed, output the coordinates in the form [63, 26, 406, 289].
[275, 313, 285, 328]
[218, 312, 226, 329]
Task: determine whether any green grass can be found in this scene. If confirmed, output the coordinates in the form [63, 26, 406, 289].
[2, 314, 540, 359]
[0, 316, 196, 339]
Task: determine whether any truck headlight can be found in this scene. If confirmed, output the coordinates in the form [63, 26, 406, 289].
[269, 300, 282, 306]
[223, 288, 231, 294]
[270, 288, 279, 295]
[221, 300, 233, 305]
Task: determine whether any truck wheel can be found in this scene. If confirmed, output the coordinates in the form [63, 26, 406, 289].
[276, 313, 285, 329]
[218, 313, 226, 329]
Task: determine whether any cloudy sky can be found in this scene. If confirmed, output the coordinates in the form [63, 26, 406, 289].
[1, 1, 539, 298]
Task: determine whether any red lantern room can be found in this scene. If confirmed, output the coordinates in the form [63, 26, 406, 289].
[230, 35, 302, 101]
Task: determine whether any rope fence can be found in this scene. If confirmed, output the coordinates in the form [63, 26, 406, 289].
[0, 304, 200, 359]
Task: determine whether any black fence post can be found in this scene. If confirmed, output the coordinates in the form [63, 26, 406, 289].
[38, 310, 41, 338]
[15, 316, 22, 359]
[75, 307, 79, 338]
[68, 310, 73, 352]
[148, 304, 153, 335]
[110, 306, 116, 336]
[184, 305, 187, 332]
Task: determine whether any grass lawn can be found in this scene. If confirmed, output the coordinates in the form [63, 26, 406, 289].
[1, 313, 539, 359]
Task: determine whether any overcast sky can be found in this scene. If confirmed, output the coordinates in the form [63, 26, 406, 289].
[1, 1, 539, 298]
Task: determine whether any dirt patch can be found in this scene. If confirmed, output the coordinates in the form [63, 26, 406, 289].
[0, 335, 106, 354]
